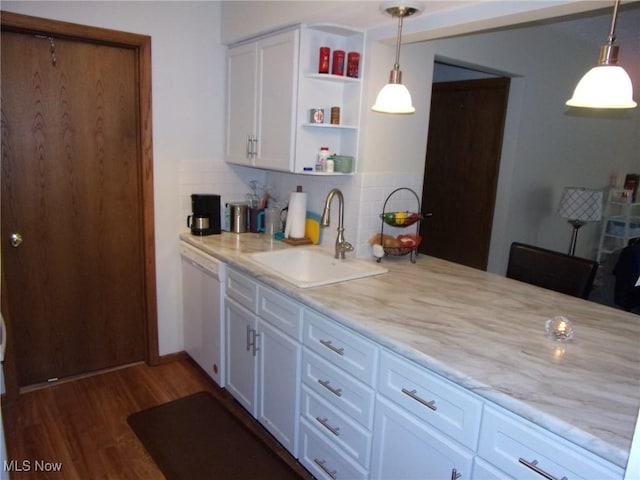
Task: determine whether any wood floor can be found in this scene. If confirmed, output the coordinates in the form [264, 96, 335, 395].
[2, 357, 312, 479]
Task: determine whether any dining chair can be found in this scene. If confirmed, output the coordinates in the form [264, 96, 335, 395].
[506, 242, 598, 299]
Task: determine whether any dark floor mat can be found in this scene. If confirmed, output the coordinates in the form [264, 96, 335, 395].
[127, 391, 304, 480]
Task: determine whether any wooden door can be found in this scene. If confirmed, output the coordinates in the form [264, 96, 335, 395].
[1, 29, 148, 386]
[419, 77, 510, 270]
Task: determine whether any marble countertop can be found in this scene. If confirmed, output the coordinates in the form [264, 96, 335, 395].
[180, 232, 639, 469]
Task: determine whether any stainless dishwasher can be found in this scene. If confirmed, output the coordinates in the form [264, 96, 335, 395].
[180, 241, 226, 386]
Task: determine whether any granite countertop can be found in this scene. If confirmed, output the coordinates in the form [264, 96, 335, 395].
[180, 232, 639, 469]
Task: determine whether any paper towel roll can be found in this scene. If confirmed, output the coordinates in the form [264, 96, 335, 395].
[286, 191, 307, 239]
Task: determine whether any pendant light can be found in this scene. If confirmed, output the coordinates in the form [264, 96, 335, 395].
[566, 0, 637, 109]
[372, 2, 423, 114]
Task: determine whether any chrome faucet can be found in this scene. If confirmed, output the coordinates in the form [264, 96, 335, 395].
[321, 188, 354, 259]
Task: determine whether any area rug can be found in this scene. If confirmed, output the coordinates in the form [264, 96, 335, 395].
[127, 391, 304, 480]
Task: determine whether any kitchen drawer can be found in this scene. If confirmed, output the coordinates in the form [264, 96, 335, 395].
[258, 285, 303, 340]
[377, 349, 482, 450]
[478, 406, 623, 480]
[303, 309, 378, 385]
[302, 349, 375, 429]
[299, 418, 368, 480]
[473, 457, 514, 480]
[301, 385, 372, 469]
[226, 268, 258, 313]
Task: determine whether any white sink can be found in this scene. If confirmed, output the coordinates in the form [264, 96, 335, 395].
[248, 247, 388, 288]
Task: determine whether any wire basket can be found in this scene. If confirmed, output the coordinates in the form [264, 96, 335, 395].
[382, 234, 422, 256]
[380, 211, 422, 227]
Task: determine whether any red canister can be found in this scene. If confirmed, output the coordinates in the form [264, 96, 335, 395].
[347, 52, 360, 78]
[332, 50, 345, 76]
[318, 47, 330, 74]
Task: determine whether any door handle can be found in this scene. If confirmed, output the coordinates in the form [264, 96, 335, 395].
[9, 233, 23, 248]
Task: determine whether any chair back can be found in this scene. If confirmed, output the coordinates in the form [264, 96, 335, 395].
[506, 242, 598, 299]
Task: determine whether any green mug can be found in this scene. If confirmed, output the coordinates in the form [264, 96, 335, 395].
[333, 155, 353, 173]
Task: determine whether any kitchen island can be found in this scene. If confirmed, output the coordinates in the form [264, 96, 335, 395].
[180, 232, 639, 472]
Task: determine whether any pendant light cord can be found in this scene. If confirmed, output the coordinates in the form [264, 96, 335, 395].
[607, 0, 620, 45]
[394, 14, 404, 70]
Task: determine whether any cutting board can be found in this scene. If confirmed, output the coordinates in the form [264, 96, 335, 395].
[305, 212, 322, 245]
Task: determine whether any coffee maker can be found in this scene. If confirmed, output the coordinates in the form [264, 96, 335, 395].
[188, 194, 221, 236]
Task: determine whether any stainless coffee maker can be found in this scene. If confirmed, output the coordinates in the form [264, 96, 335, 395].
[188, 194, 221, 236]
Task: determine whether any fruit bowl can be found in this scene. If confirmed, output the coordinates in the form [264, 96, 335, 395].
[383, 234, 422, 256]
[380, 211, 422, 227]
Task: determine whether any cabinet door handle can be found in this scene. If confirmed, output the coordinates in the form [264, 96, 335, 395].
[451, 468, 461, 480]
[401, 388, 437, 411]
[251, 136, 258, 157]
[252, 331, 260, 357]
[518, 458, 567, 480]
[315, 416, 340, 436]
[319, 339, 344, 356]
[313, 458, 337, 480]
[246, 324, 251, 351]
[318, 379, 343, 397]
[246, 135, 253, 158]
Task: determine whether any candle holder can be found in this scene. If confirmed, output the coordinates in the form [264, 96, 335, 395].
[545, 316, 575, 342]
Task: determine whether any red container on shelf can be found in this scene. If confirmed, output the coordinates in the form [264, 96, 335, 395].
[318, 47, 330, 74]
[332, 50, 345, 76]
[347, 52, 360, 78]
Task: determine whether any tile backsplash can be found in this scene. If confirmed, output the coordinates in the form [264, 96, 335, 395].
[179, 160, 422, 258]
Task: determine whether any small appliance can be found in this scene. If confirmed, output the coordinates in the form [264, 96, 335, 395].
[228, 202, 248, 233]
[188, 194, 221, 236]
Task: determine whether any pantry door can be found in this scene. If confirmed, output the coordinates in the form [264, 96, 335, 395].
[1, 13, 158, 390]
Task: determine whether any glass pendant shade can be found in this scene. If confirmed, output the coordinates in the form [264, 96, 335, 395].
[372, 82, 415, 113]
[371, 3, 421, 114]
[566, 65, 637, 108]
[566, 0, 636, 109]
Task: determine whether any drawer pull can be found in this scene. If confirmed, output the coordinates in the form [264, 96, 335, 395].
[315, 416, 341, 436]
[313, 458, 337, 479]
[318, 379, 343, 397]
[401, 388, 437, 411]
[319, 339, 345, 356]
[518, 458, 568, 480]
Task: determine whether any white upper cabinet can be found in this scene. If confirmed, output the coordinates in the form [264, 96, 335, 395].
[225, 24, 364, 174]
[294, 24, 364, 175]
[226, 28, 299, 171]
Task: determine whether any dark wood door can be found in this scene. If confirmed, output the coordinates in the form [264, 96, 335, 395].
[419, 77, 510, 270]
[1, 31, 146, 386]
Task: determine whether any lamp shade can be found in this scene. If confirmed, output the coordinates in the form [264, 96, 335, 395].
[372, 83, 415, 113]
[558, 187, 603, 221]
[566, 65, 637, 108]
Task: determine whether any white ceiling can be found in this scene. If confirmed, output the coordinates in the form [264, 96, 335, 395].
[311, 0, 639, 46]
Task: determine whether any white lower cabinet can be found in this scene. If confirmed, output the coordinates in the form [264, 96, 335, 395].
[371, 350, 478, 480]
[371, 395, 475, 480]
[257, 318, 301, 455]
[224, 268, 302, 457]
[225, 296, 258, 414]
[300, 418, 368, 480]
[218, 265, 624, 479]
[477, 406, 624, 480]
[300, 310, 378, 478]
[472, 457, 513, 480]
[300, 385, 372, 467]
